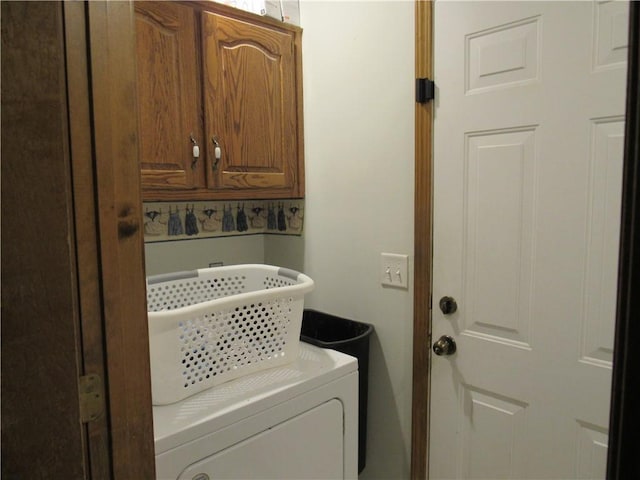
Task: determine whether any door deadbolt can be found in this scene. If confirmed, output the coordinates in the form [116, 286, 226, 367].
[439, 296, 457, 315]
[433, 335, 457, 356]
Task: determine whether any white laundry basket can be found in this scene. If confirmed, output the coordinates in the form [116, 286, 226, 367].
[146, 264, 314, 405]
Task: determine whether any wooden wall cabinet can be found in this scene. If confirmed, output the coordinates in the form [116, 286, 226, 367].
[135, 1, 304, 201]
[135, 1, 204, 191]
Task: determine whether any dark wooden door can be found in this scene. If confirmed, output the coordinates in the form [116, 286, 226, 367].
[1, 2, 89, 476]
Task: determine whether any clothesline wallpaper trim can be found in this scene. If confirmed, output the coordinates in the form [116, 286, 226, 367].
[143, 199, 304, 243]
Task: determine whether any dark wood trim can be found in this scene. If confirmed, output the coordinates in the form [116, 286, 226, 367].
[607, 2, 640, 478]
[411, 1, 433, 479]
[86, 2, 156, 478]
[64, 2, 113, 477]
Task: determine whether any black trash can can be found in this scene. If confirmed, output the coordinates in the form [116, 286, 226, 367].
[300, 309, 374, 474]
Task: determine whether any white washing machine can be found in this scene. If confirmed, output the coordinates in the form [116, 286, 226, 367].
[153, 342, 358, 480]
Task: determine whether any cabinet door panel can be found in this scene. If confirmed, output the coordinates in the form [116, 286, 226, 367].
[135, 2, 202, 190]
[203, 12, 300, 195]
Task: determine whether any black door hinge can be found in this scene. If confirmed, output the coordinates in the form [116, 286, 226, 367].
[416, 78, 435, 104]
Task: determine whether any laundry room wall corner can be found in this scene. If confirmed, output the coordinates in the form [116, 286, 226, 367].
[296, 2, 416, 478]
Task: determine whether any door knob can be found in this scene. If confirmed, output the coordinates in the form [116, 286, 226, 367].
[433, 335, 457, 356]
[439, 296, 457, 315]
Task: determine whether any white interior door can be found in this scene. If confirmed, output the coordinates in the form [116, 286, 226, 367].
[430, 1, 628, 479]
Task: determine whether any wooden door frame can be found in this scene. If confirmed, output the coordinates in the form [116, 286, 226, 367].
[411, 2, 433, 479]
[85, 2, 156, 477]
[410, 1, 640, 478]
[64, 2, 113, 476]
[66, 1, 156, 477]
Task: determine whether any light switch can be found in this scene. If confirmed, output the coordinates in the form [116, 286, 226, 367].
[380, 253, 409, 289]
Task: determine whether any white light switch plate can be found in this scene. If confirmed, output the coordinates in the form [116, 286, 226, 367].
[380, 253, 409, 289]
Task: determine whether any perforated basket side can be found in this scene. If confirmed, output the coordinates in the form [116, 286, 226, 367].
[148, 290, 307, 405]
[147, 265, 313, 405]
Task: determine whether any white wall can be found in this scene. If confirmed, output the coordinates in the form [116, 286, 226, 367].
[145, 236, 265, 276]
[284, 2, 415, 477]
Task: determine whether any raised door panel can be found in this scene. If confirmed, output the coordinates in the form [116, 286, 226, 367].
[135, 1, 202, 191]
[202, 12, 302, 197]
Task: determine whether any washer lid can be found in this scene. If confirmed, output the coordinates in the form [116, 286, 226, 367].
[153, 342, 357, 454]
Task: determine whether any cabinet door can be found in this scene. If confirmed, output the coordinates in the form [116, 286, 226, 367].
[202, 12, 303, 198]
[135, 2, 202, 191]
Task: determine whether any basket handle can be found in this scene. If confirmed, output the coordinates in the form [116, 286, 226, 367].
[278, 267, 302, 281]
[147, 270, 199, 285]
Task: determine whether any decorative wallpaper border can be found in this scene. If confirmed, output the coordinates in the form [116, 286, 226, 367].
[143, 199, 304, 243]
